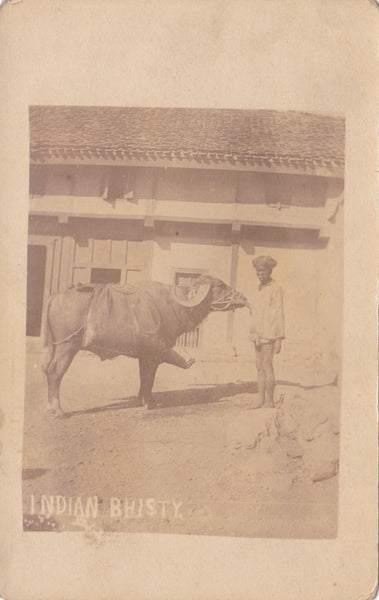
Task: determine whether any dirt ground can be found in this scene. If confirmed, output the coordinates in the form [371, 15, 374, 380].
[22, 344, 340, 538]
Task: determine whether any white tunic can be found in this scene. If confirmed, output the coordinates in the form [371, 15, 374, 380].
[250, 279, 285, 342]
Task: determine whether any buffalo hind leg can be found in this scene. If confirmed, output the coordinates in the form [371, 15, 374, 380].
[138, 358, 159, 410]
[46, 340, 80, 417]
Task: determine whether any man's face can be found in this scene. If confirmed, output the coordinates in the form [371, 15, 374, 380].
[255, 267, 271, 285]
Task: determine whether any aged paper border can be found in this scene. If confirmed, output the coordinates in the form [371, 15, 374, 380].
[0, 1, 377, 598]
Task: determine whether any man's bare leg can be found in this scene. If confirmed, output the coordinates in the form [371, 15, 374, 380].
[255, 344, 266, 406]
[262, 342, 275, 407]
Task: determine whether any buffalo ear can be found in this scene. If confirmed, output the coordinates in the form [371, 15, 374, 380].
[174, 281, 211, 307]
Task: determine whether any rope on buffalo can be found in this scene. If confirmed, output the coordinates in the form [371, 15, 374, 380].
[210, 289, 238, 311]
[51, 325, 84, 345]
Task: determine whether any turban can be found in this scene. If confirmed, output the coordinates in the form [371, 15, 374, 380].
[252, 256, 277, 271]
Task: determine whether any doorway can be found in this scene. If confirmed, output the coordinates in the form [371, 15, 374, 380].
[26, 245, 47, 336]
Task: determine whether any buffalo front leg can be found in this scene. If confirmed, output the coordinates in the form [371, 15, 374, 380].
[138, 358, 159, 410]
[162, 347, 195, 369]
[46, 341, 80, 417]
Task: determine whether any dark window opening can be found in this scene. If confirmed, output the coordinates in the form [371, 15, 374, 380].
[90, 268, 121, 284]
[174, 271, 203, 348]
[174, 271, 202, 286]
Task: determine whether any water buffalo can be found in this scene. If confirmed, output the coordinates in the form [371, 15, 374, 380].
[43, 274, 247, 415]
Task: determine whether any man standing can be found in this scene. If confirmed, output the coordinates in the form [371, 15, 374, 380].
[249, 256, 285, 408]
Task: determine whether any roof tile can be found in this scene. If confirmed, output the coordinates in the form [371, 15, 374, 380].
[29, 106, 345, 168]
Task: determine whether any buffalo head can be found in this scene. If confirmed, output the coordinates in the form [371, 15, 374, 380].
[174, 274, 247, 311]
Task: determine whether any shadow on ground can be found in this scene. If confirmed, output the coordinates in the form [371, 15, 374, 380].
[61, 378, 338, 419]
[22, 468, 50, 480]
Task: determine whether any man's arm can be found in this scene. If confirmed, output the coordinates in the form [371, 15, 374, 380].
[273, 285, 285, 352]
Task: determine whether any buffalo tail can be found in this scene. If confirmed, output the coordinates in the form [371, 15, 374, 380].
[41, 296, 55, 374]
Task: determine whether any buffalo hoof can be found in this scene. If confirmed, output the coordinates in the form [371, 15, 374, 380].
[185, 358, 196, 369]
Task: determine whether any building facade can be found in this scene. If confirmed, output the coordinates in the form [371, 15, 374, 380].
[27, 107, 344, 365]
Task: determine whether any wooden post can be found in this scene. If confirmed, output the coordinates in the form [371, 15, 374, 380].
[143, 215, 155, 279]
[226, 220, 241, 344]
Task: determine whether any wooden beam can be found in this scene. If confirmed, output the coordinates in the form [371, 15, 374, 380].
[29, 208, 323, 233]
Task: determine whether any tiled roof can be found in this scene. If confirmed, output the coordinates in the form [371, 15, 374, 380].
[30, 106, 345, 172]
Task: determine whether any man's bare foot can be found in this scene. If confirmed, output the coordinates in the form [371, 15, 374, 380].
[47, 406, 64, 418]
[146, 398, 156, 410]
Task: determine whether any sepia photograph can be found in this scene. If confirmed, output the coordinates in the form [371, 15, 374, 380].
[23, 105, 344, 538]
[1, 1, 377, 599]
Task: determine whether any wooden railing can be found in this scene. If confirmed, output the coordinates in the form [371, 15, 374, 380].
[176, 327, 200, 349]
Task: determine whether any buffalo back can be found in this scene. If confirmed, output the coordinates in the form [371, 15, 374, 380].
[83, 285, 163, 359]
